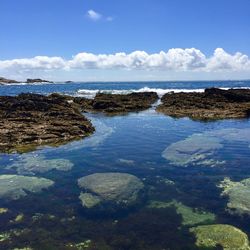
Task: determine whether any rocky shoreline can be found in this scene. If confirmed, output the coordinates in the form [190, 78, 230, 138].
[0, 93, 94, 153]
[1, 88, 250, 153]
[0, 92, 158, 153]
[157, 88, 250, 120]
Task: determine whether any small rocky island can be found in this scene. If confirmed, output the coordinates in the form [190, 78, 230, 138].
[0, 77, 53, 84]
[0, 93, 95, 153]
[157, 88, 250, 120]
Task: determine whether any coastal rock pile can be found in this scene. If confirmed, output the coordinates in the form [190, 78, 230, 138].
[78, 172, 144, 209]
[157, 88, 250, 120]
[0, 93, 94, 153]
[74, 92, 158, 114]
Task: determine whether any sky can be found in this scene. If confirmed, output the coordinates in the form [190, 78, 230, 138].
[0, 0, 250, 81]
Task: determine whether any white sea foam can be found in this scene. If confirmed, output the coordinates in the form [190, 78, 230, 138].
[76, 86, 250, 98]
[76, 87, 205, 98]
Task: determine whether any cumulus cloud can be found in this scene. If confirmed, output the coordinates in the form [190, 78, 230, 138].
[0, 48, 250, 73]
[86, 9, 102, 21]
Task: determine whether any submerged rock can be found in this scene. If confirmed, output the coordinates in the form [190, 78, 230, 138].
[190, 224, 250, 249]
[148, 200, 215, 226]
[0, 175, 54, 200]
[6, 154, 73, 175]
[162, 134, 223, 167]
[219, 177, 250, 215]
[157, 88, 250, 120]
[78, 173, 144, 208]
[0, 93, 94, 153]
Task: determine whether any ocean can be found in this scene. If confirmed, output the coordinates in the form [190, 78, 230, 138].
[0, 81, 250, 249]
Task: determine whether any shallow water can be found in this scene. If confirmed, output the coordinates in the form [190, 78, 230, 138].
[0, 81, 250, 249]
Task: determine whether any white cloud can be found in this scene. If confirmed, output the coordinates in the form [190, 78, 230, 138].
[0, 49, 250, 76]
[86, 9, 102, 21]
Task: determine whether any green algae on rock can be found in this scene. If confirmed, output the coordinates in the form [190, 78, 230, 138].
[6, 154, 73, 175]
[219, 177, 250, 215]
[78, 173, 144, 208]
[0, 175, 54, 200]
[162, 134, 223, 167]
[190, 224, 250, 250]
[148, 200, 215, 226]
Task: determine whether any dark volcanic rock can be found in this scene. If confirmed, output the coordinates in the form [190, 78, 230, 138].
[0, 77, 20, 84]
[157, 88, 250, 120]
[74, 92, 158, 114]
[26, 78, 53, 83]
[0, 93, 94, 153]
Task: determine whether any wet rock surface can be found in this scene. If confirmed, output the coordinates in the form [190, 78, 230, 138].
[0, 93, 95, 153]
[157, 88, 250, 120]
[78, 173, 144, 208]
[74, 92, 159, 114]
[0, 175, 54, 200]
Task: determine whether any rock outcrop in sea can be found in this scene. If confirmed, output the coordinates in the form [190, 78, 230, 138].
[157, 88, 250, 120]
[77, 173, 144, 209]
[0, 77, 20, 84]
[74, 92, 158, 114]
[0, 175, 54, 200]
[0, 93, 95, 153]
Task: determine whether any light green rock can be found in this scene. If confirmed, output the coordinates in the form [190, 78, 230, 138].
[162, 134, 223, 167]
[0, 175, 54, 200]
[78, 173, 144, 208]
[148, 200, 215, 226]
[190, 224, 250, 249]
[219, 177, 250, 215]
[6, 154, 73, 175]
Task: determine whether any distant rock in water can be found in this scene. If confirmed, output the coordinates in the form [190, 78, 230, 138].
[78, 173, 144, 209]
[74, 92, 158, 114]
[190, 224, 250, 249]
[157, 88, 250, 120]
[26, 78, 53, 83]
[0, 93, 94, 153]
[0, 175, 54, 200]
[6, 154, 73, 175]
[0, 77, 21, 84]
[218, 177, 250, 216]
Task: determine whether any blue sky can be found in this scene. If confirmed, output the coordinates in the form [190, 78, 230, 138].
[0, 0, 250, 81]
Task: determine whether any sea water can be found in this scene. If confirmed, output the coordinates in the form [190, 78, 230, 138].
[0, 81, 250, 249]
